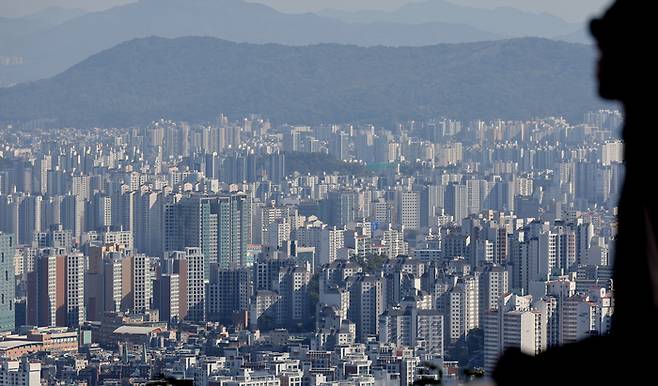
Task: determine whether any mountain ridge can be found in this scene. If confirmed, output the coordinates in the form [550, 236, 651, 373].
[319, 0, 582, 40]
[0, 0, 499, 86]
[0, 36, 603, 128]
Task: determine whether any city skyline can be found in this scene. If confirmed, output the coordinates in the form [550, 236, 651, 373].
[0, 0, 628, 384]
[0, 108, 622, 384]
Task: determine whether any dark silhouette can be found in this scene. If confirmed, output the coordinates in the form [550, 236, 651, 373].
[494, 2, 653, 385]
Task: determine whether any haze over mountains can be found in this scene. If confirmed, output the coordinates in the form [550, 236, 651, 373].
[319, 0, 580, 39]
[0, 0, 588, 86]
[0, 0, 600, 128]
[0, 36, 602, 128]
[0, 7, 85, 41]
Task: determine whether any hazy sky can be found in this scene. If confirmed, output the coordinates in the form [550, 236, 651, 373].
[1, 0, 613, 22]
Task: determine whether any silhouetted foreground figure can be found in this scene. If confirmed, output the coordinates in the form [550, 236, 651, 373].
[494, 1, 654, 385]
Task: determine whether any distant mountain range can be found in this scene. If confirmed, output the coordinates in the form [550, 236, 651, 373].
[16, 6, 87, 25]
[0, 7, 85, 42]
[0, 0, 588, 87]
[556, 28, 593, 44]
[0, 0, 499, 86]
[320, 0, 581, 39]
[0, 36, 603, 128]
[0, 7, 86, 85]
